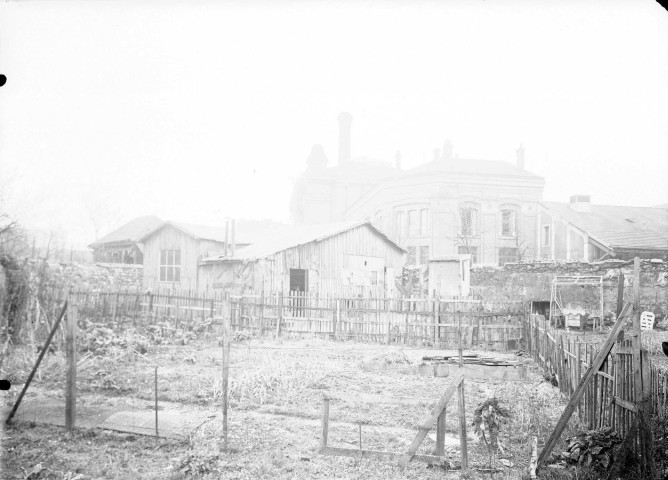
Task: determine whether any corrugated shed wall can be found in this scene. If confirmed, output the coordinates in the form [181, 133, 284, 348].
[197, 224, 405, 295]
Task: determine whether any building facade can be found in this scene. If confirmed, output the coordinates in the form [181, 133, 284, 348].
[290, 114, 546, 266]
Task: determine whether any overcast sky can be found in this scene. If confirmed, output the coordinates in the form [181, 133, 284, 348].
[1, 0, 667, 248]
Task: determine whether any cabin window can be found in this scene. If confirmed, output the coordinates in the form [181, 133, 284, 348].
[159, 249, 181, 282]
[541, 225, 551, 247]
[458, 245, 478, 264]
[501, 209, 518, 236]
[459, 207, 478, 236]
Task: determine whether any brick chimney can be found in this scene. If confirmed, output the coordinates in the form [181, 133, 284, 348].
[570, 195, 591, 213]
[338, 112, 352, 165]
[516, 144, 525, 170]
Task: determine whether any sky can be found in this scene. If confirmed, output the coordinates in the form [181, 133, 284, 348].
[1, 0, 667, 249]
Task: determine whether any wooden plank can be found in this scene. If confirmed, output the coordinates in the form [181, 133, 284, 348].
[399, 373, 464, 469]
[537, 302, 633, 470]
[321, 446, 447, 465]
[435, 409, 446, 456]
[65, 303, 77, 430]
[613, 396, 638, 413]
[6, 298, 69, 424]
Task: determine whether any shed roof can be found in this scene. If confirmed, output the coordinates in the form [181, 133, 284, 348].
[89, 215, 164, 248]
[202, 220, 405, 262]
[140, 219, 287, 245]
[541, 201, 668, 251]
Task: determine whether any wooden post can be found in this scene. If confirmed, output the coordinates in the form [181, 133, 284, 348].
[458, 312, 463, 368]
[433, 299, 438, 345]
[333, 298, 339, 339]
[435, 409, 446, 457]
[320, 397, 330, 450]
[458, 380, 468, 472]
[154, 366, 159, 438]
[65, 303, 77, 431]
[221, 300, 231, 451]
[276, 291, 283, 339]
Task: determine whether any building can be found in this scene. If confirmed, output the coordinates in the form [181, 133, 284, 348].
[427, 255, 472, 298]
[197, 221, 405, 297]
[140, 219, 286, 292]
[289, 113, 400, 225]
[290, 114, 546, 266]
[538, 196, 668, 261]
[89, 215, 164, 264]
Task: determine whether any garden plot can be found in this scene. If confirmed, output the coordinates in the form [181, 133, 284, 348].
[3, 333, 576, 480]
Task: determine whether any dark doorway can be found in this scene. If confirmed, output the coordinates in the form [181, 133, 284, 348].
[289, 269, 308, 292]
[289, 269, 308, 317]
[530, 301, 550, 317]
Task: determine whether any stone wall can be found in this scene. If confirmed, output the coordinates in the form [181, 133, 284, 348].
[471, 259, 668, 321]
[24, 260, 143, 292]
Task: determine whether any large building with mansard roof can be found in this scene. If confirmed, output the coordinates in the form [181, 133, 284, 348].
[290, 113, 546, 266]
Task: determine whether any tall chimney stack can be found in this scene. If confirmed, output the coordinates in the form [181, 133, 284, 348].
[516, 144, 525, 170]
[338, 112, 352, 165]
[441, 140, 453, 161]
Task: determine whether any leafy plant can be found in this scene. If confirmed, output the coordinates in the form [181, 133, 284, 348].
[472, 397, 511, 454]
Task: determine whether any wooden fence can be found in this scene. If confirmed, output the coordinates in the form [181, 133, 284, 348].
[525, 313, 668, 459]
[26, 288, 526, 351]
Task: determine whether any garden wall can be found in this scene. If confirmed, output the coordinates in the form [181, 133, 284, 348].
[471, 259, 668, 321]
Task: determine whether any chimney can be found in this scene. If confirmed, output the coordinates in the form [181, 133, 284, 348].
[338, 112, 352, 165]
[395, 150, 402, 170]
[441, 140, 453, 161]
[230, 218, 236, 256]
[570, 195, 591, 213]
[516, 144, 525, 170]
[224, 218, 230, 256]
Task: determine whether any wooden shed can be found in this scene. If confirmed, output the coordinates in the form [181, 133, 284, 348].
[198, 221, 406, 297]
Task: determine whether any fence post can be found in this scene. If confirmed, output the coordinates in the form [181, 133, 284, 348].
[333, 299, 339, 340]
[65, 302, 77, 431]
[458, 380, 468, 472]
[221, 300, 230, 451]
[276, 291, 283, 338]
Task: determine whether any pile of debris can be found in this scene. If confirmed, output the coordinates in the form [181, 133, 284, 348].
[422, 353, 524, 367]
[549, 426, 622, 470]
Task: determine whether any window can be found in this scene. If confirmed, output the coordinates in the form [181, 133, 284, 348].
[420, 209, 429, 236]
[395, 211, 405, 238]
[459, 207, 478, 236]
[458, 245, 478, 264]
[370, 271, 378, 286]
[498, 247, 519, 265]
[419, 246, 430, 265]
[407, 246, 417, 265]
[501, 209, 517, 236]
[159, 249, 181, 282]
[541, 225, 551, 247]
[408, 210, 419, 235]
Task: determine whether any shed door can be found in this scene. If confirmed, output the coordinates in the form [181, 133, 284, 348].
[289, 268, 308, 293]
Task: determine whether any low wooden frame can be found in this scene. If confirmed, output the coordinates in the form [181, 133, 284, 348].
[319, 373, 467, 471]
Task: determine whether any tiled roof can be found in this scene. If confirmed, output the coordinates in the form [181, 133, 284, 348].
[89, 216, 164, 247]
[541, 202, 668, 251]
[202, 220, 405, 262]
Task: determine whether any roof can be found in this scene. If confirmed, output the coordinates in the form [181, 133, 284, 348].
[407, 158, 541, 178]
[541, 201, 668, 251]
[202, 220, 405, 262]
[89, 216, 164, 248]
[142, 219, 288, 245]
